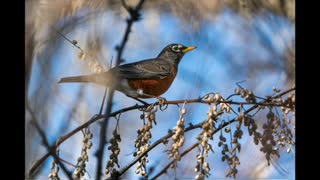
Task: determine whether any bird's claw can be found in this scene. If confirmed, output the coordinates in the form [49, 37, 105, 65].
[157, 97, 168, 111]
[157, 97, 167, 104]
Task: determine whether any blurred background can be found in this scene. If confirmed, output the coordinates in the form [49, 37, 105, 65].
[25, 0, 295, 179]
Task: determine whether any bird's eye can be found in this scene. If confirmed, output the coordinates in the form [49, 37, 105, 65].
[171, 45, 180, 52]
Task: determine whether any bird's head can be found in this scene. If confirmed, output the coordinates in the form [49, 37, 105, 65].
[157, 44, 196, 65]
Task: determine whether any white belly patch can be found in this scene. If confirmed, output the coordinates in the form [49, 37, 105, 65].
[118, 79, 140, 97]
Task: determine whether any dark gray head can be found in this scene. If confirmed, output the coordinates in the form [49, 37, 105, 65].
[157, 44, 196, 65]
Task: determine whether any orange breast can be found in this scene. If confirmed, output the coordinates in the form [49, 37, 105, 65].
[128, 67, 177, 98]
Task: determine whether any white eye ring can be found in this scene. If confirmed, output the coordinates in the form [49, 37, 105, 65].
[171, 45, 180, 52]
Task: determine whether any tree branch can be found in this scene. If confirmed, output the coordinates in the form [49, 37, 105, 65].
[165, 87, 295, 106]
[96, 0, 145, 179]
[116, 0, 145, 65]
[28, 104, 145, 177]
[150, 143, 199, 180]
[149, 87, 296, 179]
[111, 87, 295, 178]
[28, 87, 295, 177]
[95, 90, 114, 180]
[27, 106, 73, 179]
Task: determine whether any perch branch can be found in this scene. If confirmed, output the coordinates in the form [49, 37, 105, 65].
[28, 87, 294, 177]
[111, 87, 295, 178]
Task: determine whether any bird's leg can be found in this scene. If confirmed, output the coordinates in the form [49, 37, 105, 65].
[127, 95, 149, 106]
[99, 88, 108, 115]
[136, 89, 168, 107]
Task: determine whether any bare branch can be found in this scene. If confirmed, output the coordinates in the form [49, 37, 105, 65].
[111, 87, 295, 178]
[28, 87, 295, 177]
[28, 103, 145, 177]
[150, 143, 199, 180]
[96, 1, 145, 179]
[96, 88, 117, 179]
[116, 0, 145, 65]
[27, 105, 73, 179]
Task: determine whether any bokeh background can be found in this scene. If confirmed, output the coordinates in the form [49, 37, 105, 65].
[25, 0, 295, 179]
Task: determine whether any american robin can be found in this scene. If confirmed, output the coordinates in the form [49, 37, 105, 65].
[59, 44, 196, 99]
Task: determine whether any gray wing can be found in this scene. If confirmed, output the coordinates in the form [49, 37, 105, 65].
[113, 59, 171, 80]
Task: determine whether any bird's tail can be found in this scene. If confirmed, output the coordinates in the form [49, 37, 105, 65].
[58, 73, 110, 86]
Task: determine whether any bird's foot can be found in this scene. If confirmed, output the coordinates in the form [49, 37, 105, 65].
[157, 97, 167, 104]
[157, 97, 168, 111]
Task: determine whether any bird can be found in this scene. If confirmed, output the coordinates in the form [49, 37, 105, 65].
[59, 43, 196, 99]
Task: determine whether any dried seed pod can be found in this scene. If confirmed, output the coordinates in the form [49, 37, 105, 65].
[235, 88, 240, 95]
[181, 108, 186, 115]
[287, 148, 291, 153]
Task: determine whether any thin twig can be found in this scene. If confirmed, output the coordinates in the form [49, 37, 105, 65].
[95, 1, 145, 179]
[27, 106, 73, 180]
[58, 157, 78, 168]
[116, 0, 145, 65]
[112, 113, 220, 179]
[99, 88, 108, 115]
[95, 90, 114, 179]
[53, 25, 84, 52]
[112, 87, 295, 178]
[28, 104, 145, 177]
[165, 87, 295, 105]
[28, 87, 295, 177]
[150, 143, 199, 180]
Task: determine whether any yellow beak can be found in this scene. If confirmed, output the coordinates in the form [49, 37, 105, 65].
[182, 46, 197, 53]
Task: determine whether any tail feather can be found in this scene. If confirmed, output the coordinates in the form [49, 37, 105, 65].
[59, 73, 110, 86]
[59, 75, 93, 83]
